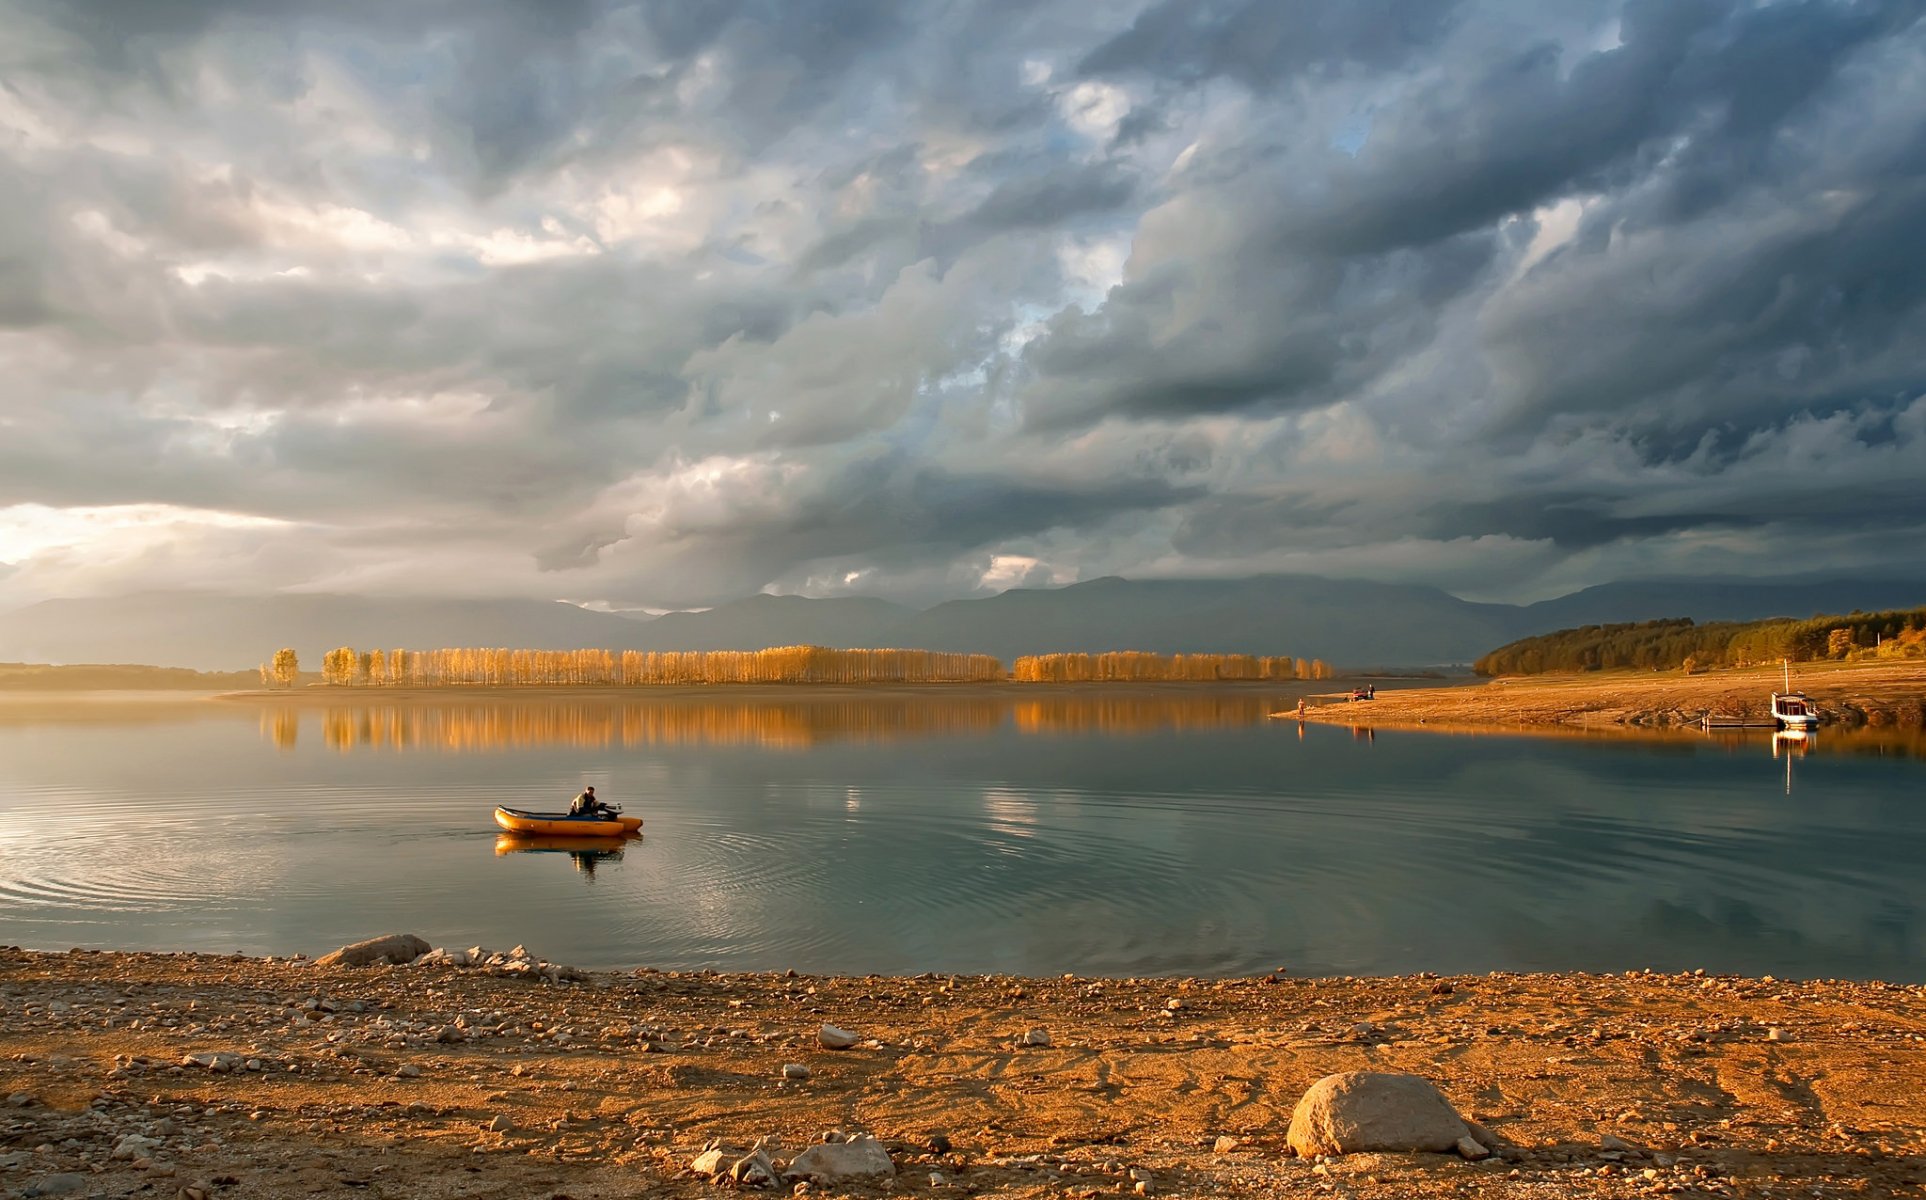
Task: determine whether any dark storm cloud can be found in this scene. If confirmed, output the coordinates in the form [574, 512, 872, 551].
[1079, 0, 1465, 87]
[1018, 228, 1504, 427]
[3, 0, 1925, 608]
[1020, 0, 1926, 432]
[581, 458, 1205, 608]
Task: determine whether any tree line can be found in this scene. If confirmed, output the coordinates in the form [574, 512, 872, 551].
[1011, 651, 1330, 681]
[260, 645, 1324, 686]
[279, 645, 1004, 686]
[1473, 606, 1926, 676]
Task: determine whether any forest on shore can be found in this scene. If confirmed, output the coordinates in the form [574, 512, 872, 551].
[1474, 605, 1926, 676]
[251, 644, 1333, 687]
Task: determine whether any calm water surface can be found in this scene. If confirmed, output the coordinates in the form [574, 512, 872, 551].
[1, 688, 1922, 980]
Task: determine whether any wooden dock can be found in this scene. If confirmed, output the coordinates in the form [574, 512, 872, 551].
[1701, 714, 1777, 729]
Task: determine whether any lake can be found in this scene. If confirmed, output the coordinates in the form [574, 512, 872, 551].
[1, 687, 1922, 980]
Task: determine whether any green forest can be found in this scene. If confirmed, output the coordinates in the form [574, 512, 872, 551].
[1474, 606, 1926, 676]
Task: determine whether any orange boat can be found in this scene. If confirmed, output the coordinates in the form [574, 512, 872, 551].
[492, 806, 643, 837]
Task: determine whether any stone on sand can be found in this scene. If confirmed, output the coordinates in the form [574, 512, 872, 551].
[784, 1134, 895, 1183]
[1286, 1071, 1473, 1157]
[314, 933, 430, 968]
[817, 1023, 860, 1049]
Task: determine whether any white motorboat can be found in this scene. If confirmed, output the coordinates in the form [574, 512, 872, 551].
[1770, 660, 1819, 730]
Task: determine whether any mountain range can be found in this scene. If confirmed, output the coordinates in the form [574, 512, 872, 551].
[3, 575, 1923, 672]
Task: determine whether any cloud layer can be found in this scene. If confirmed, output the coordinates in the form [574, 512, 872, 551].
[3, 0, 1923, 609]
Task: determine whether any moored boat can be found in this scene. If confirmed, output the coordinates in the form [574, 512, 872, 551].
[1770, 660, 1819, 730]
[493, 806, 643, 837]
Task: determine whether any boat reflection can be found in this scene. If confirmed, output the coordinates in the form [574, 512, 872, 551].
[493, 833, 639, 880]
[1771, 730, 1813, 758]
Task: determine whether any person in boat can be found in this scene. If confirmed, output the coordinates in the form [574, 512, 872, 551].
[568, 786, 611, 819]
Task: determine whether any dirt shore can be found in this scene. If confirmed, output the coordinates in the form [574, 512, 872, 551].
[4, 947, 1924, 1199]
[1302, 661, 1926, 734]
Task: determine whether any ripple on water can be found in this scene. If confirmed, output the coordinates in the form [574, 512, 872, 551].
[4, 719, 1925, 978]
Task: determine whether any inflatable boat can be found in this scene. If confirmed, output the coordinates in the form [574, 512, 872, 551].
[492, 806, 643, 837]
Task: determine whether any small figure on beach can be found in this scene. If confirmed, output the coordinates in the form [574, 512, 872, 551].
[1296, 697, 1307, 719]
[569, 785, 610, 818]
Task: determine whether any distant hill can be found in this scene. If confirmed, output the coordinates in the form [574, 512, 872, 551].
[633, 594, 916, 651]
[883, 576, 1517, 665]
[0, 661, 263, 690]
[0, 593, 644, 672]
[1518, 578, 1926, 631]
[2, 574, 1921, 672]
[1475, 605, 1926, 676]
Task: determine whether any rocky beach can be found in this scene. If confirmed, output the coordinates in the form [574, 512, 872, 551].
[4, 943, 1923, 1199]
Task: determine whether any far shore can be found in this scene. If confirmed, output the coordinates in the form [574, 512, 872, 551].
[212, 678, 1357, 706]
[3, 946, 1924, 1199]
[1300, 659, 1926, 733]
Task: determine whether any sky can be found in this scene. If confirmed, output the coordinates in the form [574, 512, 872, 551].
[2, 0, 1924, 613]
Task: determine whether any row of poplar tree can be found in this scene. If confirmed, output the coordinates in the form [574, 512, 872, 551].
[1011, 652, 1331, 681]
[258, 645, 1324, 686]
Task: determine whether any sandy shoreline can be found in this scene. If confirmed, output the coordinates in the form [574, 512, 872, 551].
[1300, 661, 1926, 734]
[4, 947, 1924, 1198]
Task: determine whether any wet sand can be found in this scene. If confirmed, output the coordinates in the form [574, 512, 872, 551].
[4, 947, 1924, 1198]
[1300, 661, 1926, 734]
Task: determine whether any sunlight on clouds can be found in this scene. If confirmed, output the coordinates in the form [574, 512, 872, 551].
[0, 503, 291, 565]
[69, 210, 148, 258]
[979, 553, 1069, 591]
[1511, 196, 1589, 278]
[1056, 234, 1128, 306]
[1058, 81, 1129, 142]
[437, 224, 602, 266]
[600, 456, 811, 538]
[254, 195, 414, 254]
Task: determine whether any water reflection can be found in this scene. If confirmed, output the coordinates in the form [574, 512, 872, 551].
[248, 689, 1310, 753]
[494, 833, 638, 881]
[5, 694, 1926, 979]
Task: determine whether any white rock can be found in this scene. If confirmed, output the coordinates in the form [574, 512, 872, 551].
[728, 1148, 778, 1186]
[1455, 1136, 1490, 1161]
[1019, 1027, 1052, 1047]
[181, 1053, 243, 1073]
[1286, 1071, 1473, 1157]
[1212, 1135, 1239, 1154]
[111, 1134, 161, 1161]
[784, 1134, 895, 1183]
[818, 1023, 860, 1050]
[782, 1063, 810, 1080]
[314, 933, 430, 968]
